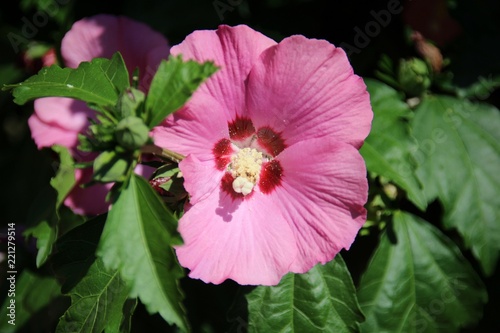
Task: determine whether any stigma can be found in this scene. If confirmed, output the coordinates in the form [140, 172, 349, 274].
[229, 147, 264, 195]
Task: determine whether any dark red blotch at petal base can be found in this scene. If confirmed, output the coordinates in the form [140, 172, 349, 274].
[259, 160, 283, 194]
[149, 177, 174, 197]
[256, 127, 286, 156]
[228, 117, 255, 141]
[213, 138, 233, 170]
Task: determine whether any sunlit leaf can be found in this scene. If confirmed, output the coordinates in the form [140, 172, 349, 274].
[97, 174, 187, 331]
[358, 211, 487, 333]
[247, 255, 364, 333]
[146, 55, 218, 127]
[360, 79, 427, 210]
[411, 95, 500, 275]
[4, 52, 129, 106]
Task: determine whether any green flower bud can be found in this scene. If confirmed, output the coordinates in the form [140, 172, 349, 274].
[398, 58, 431, 97]
[117, 87, 145, 118]
[115, 116, 149, 150]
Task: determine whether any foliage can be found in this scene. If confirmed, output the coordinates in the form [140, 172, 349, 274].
[1, 0, 499, 332]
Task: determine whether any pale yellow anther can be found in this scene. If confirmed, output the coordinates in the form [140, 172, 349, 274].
[229, 148, 263, 195]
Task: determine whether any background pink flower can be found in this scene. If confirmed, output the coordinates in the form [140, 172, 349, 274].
[153, 25, 372, 285]
[28, 14, 170, 215]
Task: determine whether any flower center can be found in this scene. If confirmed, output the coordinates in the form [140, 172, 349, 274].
[229, 147, 264, 195]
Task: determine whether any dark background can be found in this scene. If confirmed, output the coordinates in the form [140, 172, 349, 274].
[1, 0, 499, 332]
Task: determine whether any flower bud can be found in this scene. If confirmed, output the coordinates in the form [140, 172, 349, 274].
[117, 87, 145, 118]
[115, 116, 149, 150]
[398, 58, 431, 97]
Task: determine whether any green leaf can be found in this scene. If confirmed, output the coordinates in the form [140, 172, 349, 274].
[4, 53, 129, 106]
[52, 215, 107, 293]
[360, 79, 427, 209]
[52, 216, 132, 333]
[357, 211, 487, 333]
[23, 186, 58, 267]
[0, 270, 61, 333]
[146, 55, 218, 127]
[97, 174, 187, 331]
[411, 95, 500, 275]
[24, 220, 57, 268]
[50, 145, 76, 209]
[93, 150, 130, 183]
[56, 258, 130, 333]
[246, 255, 364, 333]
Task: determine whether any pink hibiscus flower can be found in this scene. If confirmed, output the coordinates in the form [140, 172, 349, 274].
[152, 25, 373, 285]
[28, 14, 169, 215]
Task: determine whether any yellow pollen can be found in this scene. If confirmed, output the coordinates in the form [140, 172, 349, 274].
[229, 148, 263, 195]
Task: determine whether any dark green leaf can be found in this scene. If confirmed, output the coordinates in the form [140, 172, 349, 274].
[146, 55, 218, 127]
[56, 258, 130, 333]
[246, 255, 364, 333]
[0, 270, 61, 333]
[411, 95, 500, 275]
[360, 79, 427, 209]
[358, 211, 487, 333]
[52, 215, 132, 333]
[4, 53, 129, 106]
[97, 174, 187, 331]
[52, 215, 106, 293]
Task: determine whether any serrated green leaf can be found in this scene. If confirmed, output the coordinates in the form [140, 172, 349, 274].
[360, 79, 427, 209]
[52, 215, 131, 333]
[56, 258, 130, 333]
[246, 255, 364, 333]
[358, 211, 487, 333]
[97, 174, 187, 331]
[0, 270, 61, 333]
[411, 95, 500, 275]
[4, 53, 129, 106]
[51, 145, 76, 209]
[145, 55, 218, 127]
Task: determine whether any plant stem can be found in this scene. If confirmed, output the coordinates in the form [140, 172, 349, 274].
[141, 144, 185, 163]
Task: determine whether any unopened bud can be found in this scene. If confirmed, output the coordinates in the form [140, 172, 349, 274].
[398, 58, 431, 97]
[115, 116, 149, 150]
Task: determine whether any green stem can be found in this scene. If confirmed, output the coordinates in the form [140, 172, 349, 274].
[140, 144, 185, 163]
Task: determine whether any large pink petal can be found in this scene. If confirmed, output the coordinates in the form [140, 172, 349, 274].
[61, 14, 169, 89]
[64, 168, 112, 216]
[179, 154, 225, 205]
[171, 25, 276, 121]
[176, 186, 297, 285]
[273, 138, 368, 272]
[28, 113, 80, 150]
[152, 93, 229, 157]
[152, 94, 230, 204]
[246, 35, 372, 148]
[34, 97, 93, 131]
[29, 97, 94, 154]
